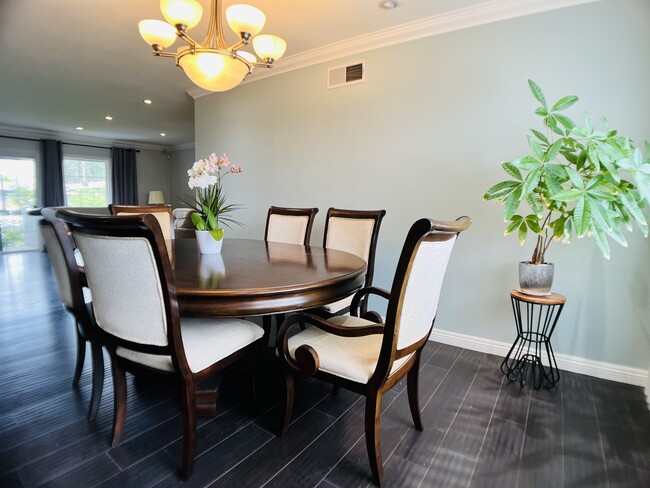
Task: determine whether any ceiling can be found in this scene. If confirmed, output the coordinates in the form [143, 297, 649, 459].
[0, 0, 586, 149]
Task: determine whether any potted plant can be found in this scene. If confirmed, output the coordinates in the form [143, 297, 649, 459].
[185, 152, 244, 254]
[484, 80, 649, 294]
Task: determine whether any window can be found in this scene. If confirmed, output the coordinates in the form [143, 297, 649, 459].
[63, 157, 110, 207]
[0, 157, 38, 252]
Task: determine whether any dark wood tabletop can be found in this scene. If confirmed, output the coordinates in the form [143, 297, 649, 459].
[173, 238, 367, 317]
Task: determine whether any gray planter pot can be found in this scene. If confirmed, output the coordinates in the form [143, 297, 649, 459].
[519, 262, 554, 296]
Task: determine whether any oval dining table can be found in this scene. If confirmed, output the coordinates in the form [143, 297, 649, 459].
[172, 238, 367, 318]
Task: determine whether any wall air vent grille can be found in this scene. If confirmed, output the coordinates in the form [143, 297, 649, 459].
[327, 62, 365, 89]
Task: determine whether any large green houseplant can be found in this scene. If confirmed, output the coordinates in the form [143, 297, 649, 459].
[484, 80, 649, 292]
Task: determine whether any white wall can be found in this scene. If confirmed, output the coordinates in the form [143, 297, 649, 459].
[169, 147, 196, 208]
[194, 0, 650, 370]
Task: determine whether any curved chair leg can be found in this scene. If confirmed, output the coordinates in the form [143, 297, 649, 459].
[110, 359, 127, 447]
[406, 356, 423, 431]
[280, 372, 295, 436]
[72, 324, 86, 387]
[365, 391, 384, 486]
[87, 341, 104, 421]
[180, 384, 197, 480]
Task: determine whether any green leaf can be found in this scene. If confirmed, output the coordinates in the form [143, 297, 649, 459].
[525, 214, 542, 233]
[505, 215, 523, 235]
[523, 166, 543, 196]
[504, 187, 523, 220]
[502, 162, 523, 180]
[528, 136, 544, 160]
[565, 166, 586, 189]
[517, 155, 541, 170]
[554, 113, 576, 131]
[590, 223, 611, 260]
[573, 197, 591, 237]
[528, 80, 547, 107]
[545, 139, 563, 162]
[604, 224, 628, 248]
[584, 112, 594, 133]
[209, 228, 224, 241]
[518, 220, 528, 244]
[620, 190, 648, 236]
[552, 95, 579, 111]
[552, 188, 584, 202]
[535, 107, 549, 117]
[484, 180, 521, 200]
[588, 197, 613, 231]
[206, 208, 217, 230]
[530, 129, 550, 145]
[526, 192, 543, 217]
[191, 211, 206, 231]
[552, 216, 566, 239]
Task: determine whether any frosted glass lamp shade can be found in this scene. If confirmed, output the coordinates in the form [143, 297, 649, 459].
[236, 51, 257, 64]
[160, 0, 203, 29]
[148, 191, 165, 204]
[226, 4, 266, 37]
[138, 20, 177, 49]
[179, 52, 250, 92]
[253, 35, 287, 62]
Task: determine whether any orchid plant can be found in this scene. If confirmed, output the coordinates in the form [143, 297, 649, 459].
[484, 80, 650, 263]
[185, 152, 244, 241]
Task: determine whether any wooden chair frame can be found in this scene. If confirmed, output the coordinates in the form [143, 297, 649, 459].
[38, 208, 105, 421]
[320, 208, 386, 316]
[263, 206, 319, 246]
[277, 216, 471, 486]
[57, 210, 260, 479]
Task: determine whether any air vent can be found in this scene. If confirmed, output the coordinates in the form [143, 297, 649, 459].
[327, 61, 365, 89]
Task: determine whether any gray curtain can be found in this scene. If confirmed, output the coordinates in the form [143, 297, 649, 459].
[40, 139, 65, 206]
[111, 147, 138, 205]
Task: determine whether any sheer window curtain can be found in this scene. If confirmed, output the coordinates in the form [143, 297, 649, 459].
[111, 147, 138, 205]
[40, 139, 65, 206]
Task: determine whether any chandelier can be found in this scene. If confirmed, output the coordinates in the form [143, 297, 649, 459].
[138, 0, 287, 92]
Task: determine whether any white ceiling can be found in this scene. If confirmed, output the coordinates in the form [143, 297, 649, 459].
[0, 0, 592, 149]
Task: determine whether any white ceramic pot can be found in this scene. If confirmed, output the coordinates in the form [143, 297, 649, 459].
[195, 230, 223, 254]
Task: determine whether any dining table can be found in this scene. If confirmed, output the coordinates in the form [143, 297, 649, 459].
[172, 238, 367, 319]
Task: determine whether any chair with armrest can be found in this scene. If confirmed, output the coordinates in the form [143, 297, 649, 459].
[38, 208, 104, 420]
[109, 204, 174, 240]
[277, 216, 472, 486]
[262, 206, 319, 343]
[313, 208, 386, 317]
[57, 210, 264, 479]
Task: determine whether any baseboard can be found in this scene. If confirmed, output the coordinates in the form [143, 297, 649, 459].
[430, 328, 649, 388]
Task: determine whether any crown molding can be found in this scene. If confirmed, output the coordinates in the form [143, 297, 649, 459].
[170, 142, 195, 151]
[186, 0, 601, 100]
[0, 124, 170, 151]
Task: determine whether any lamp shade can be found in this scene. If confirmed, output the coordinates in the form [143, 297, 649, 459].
[236, 50, 257, 64]
[148, 190, 165, 204]
[252, 35, 287, 62]
[160, 0, 203, 29]
[226, 4, 266, 37]
[138, 19, 177, 49]
[179, 52, 250, 92]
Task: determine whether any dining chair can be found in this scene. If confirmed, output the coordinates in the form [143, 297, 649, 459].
[109, 204, 174, 240]
[314, 208, 386, 317]
[57, 210, 264, 479]
[263, 206, 319, 246]
[277, 216, 472, 486]
[262, 206, 319, 343]
[38, 208, 104, 421]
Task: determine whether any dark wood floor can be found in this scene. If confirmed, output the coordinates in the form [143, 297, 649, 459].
[1, 251, 649, 488]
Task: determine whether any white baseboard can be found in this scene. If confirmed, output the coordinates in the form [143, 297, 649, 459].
[430, 328, 649, 388]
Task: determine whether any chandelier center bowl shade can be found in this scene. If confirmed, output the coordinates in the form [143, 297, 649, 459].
[139, 0, 287, 92]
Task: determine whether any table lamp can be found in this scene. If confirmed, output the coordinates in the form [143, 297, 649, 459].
[148, 190, 165, 204]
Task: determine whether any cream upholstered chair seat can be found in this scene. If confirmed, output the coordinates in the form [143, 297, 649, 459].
[117, 318, 263, 373]
[286, 315, 412, 384]
[316, 295, 353, 315]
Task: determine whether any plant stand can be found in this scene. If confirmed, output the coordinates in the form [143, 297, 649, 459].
[501, 290, 566, 389]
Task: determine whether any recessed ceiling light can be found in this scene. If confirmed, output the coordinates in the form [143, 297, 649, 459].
[76, 126, 84, 131]
[160, 132, 166, 137]
[144, 99, 152, 104]
[379, 0, 398, 9]
[105, 115, 113, 121]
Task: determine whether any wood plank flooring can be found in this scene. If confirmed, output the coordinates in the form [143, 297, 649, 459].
[1, 251, 649, 487]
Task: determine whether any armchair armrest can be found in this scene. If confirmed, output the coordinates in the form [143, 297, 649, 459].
[277, 313, 384, 377]
[350, 286, 391, 321]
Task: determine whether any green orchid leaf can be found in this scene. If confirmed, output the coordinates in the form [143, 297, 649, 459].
[191, 211, 206, 231]
[518, 220, 528, 244]
[206, 208, 218, 231]
[483, 180, 521, 200]
[590, 223, 611, 260]
[504, 187, 523, 220]
[209, 228, 224, 241]
[528, 80, 547, 108]
[530, 129, 550, 145]
[552, 95, 579, 112]
[573, 197, 591, 237]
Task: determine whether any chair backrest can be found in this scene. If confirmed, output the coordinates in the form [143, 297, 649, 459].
[172, 207, 195, 229]
[109, 204, 174, 240]
[264, 206, 319, 246]
[57, 210, 185, 366]
[373, 217, 471, 383]
[38, 208, 86, 312]
[323, 208, 386, 287]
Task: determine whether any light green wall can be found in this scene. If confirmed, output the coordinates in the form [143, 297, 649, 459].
[194, 0, 650, 369]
